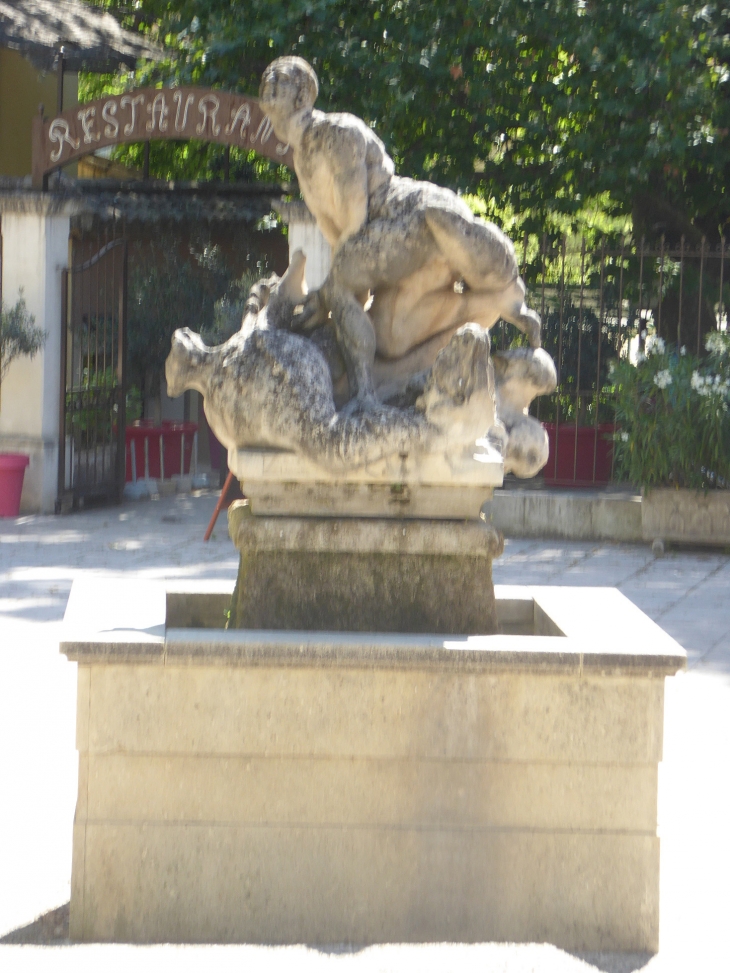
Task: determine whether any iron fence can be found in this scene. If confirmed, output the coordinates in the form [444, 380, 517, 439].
[490, 236, 730, 485]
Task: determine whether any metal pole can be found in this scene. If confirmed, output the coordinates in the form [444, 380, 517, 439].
[56, 47, 65, 114]
[204, 471, 235, 542]
[593, 238, 605, 483]
[678, 236, 684, 348]
[573, 238, 586, 483]
[554, 238, 566, 481]
[697, 238, 706, 354]
[719, 236, 725, 332]
[638, 237, 645, 350]
[56, 269, 69, 509]
[657, 235, 665, 337]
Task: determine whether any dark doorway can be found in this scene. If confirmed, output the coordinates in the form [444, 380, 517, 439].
[57, 231, 127, 510]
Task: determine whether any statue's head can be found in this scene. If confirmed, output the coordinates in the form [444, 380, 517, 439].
[260, 57, 319, 119]
[166, 328, 210, 399]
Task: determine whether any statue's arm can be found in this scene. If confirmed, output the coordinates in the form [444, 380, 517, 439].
[316, 212, 345, 249]
[331, 161, 369, 248]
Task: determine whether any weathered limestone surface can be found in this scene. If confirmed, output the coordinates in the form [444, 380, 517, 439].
[164, 59, 559, 494]
[227, 501, 502, 633]
[228, 444, 503, 520]
[259, 56, 542, 410]
[165, 256, 513, 482]
[61, 578, 685, 951]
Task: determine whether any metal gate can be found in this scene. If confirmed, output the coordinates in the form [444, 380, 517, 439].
[57, 235, 127, 510]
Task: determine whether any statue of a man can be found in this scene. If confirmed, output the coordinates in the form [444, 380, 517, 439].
[260, 56, 541, 409]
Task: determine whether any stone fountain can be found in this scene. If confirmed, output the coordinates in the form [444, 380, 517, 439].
[60, 57, 685, 950]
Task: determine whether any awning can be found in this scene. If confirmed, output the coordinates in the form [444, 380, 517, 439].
[0, 0, 165, 73]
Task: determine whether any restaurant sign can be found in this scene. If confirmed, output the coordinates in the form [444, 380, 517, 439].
[32, 86, 293, 187]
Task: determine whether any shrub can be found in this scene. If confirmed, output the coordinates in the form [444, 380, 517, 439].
[612, 333, 730, 489]
[0, 293, 46, 382]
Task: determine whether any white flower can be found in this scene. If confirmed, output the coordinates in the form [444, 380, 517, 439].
[645, 335, 666, 356]
[620, 431, 629, 442]
[680, 346, 687, 356]
[653, 369, 673, 389]
[690, 370, 730, 397]
[635, 351, 646, 365]
[641, 329, 647, 339]
[705, 331, 726, 354]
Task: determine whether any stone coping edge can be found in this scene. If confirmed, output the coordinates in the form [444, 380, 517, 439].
[59, 580, 687, 677]
[228, 505, 504, 556]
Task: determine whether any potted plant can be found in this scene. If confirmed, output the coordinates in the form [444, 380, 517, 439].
[0, 292, 46, 517]
[612, 332, 730, 546]
[524, 301, 619, 486]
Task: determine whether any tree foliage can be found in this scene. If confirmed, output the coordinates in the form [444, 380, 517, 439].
[126, 238, 262, 397]
[85, 1, 730, 241]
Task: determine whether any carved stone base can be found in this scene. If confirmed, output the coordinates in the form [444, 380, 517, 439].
[227, 501, 503, 635]
[228, 447, 503, 520]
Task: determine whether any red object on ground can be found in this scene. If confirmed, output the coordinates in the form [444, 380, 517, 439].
[161, 421, 198, 478]
[125, 421, 198, 481]
[543, 423, 615, 486]
[0, 453, 30, 517]
[204, 470, 235, 542]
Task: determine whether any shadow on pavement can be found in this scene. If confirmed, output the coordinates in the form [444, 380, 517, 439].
[0, 902, 69, 945]
[571, 952, 654, 972]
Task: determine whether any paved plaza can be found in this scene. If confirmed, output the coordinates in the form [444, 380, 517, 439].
[0, 491, 728, 971]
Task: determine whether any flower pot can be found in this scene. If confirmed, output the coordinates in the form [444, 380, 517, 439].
[642, 488, 730, 547]
[543, 423, 615, 487]
[0, 453, 30, 517]
[125, 422, 198, 482]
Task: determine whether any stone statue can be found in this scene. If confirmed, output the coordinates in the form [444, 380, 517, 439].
[260, 56, 542, 410]
[165, 252, 555, 479]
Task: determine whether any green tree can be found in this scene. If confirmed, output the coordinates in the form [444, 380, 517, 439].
[84, 1, 730, 242]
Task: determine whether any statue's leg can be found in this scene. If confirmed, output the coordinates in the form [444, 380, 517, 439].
[494, 277, 542, 348]
[323, 216, 435, 405]
[423, 208, 541, 347]
[327, 284, 378, 407]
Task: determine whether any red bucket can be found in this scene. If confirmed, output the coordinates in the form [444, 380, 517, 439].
[0, 453, 30, 517]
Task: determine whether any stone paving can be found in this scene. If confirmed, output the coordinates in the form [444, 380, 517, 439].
[0, 492, 728, 972]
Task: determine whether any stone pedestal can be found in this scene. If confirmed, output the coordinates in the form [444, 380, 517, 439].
[228, 446, 504, 521]
[228, 501, 503, 634]
[61, 578, 685, 950]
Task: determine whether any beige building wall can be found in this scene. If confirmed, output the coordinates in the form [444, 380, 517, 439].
[0, 48, 78, 177]
[0, 202, 73, 511]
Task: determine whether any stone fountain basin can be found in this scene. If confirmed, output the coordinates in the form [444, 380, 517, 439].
[61, 578, 685, 950]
